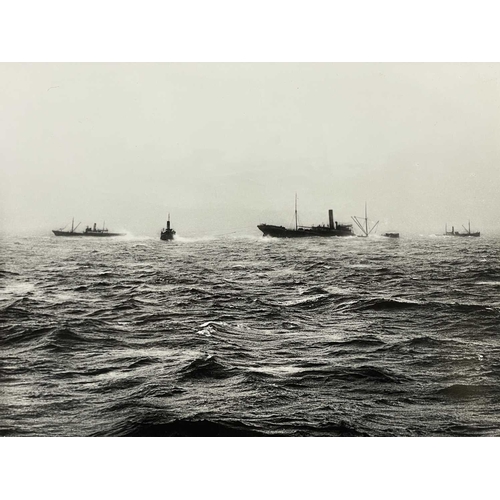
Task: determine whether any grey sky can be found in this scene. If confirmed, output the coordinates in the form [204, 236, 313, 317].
[1, 63, 499, 236]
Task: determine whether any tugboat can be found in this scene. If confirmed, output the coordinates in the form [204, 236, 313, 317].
[257, 195, 354, 238]
[52, 219, 125, 237]
[160, 214, 176, 241]
[444, 221, 480, 237]
[382, 232, 400, 238]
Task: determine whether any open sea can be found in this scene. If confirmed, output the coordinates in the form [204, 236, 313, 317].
[1, 232, 500, 437]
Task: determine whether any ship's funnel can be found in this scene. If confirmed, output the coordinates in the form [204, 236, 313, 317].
[93, 222, 96, 231]
[328, 209, 334, 229]
[167, 220, 170, 230]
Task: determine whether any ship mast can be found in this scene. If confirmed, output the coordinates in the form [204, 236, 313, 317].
[351, 203, 379, 237]
[294, 193, 298, 231]
[365, 202, 368, 237]
[71, 217, 74, 233]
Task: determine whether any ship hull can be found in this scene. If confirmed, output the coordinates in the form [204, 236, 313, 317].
[444, 232, 480, 237]
[52, 230, 125, 237]
[160, 230, 176, 241]
[257, 224, 354, 238]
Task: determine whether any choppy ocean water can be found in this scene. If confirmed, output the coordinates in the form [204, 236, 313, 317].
[1, 233, 500, 437]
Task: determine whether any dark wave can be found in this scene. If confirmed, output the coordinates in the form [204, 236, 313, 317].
[301, 286, 330, 295]
[99, 417, 267, 437]
[328, 338, 387, 349]
[438, 422, 500, 437]
[0, 297, 31, 315]
[436, 384, 497, 399]
[348, 297, 422, 312]
[339, 366, 408, 383]
[0, 270, 20, 276]
[2, 325, 124, 352]
[407, 336, 445, 347]
[42, 327, 94, 351]
[469, 267, 500, 281]
[0, 325, 54, 346]
[289, 365, 407, 384]
[88, 377, 146, 395]
[180, 354, 238, 380]
[344, 296, 500, 318]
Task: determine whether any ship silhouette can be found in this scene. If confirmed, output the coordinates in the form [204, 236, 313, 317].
[444, 221, 480, 237]
[160, 214, 176, 241]
[258, 195, 354, 238]
[52, 219, 125, 237]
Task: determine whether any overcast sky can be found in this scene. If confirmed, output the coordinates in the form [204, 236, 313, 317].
[1, 63, 499, 236]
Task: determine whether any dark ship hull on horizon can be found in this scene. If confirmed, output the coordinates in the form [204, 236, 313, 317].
[444, 223, 480, 238]
[258, 209, 355, 238]
[52, 220, 125, 237]
[52, 230, 125, 237]
[160, 229, 176, 241]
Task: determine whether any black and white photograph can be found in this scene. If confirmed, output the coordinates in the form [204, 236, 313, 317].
[1, 2, 498, 498]
[4, 60, 500, 437]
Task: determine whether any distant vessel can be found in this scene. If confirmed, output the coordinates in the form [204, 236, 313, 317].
[257, 195, 354, 238]
[160, 214, 176, 241]
[351, 203, 379, 237]
[444, 221, 480, 237]
[352, 204, 399, 238]
[52, 219, 125, 237]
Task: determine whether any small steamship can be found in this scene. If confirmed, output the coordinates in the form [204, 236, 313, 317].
[160, 214, 176, 241]
[444, 221, 480, 237]
[52, 219, 125, 237]
[258, 196, 354, 238]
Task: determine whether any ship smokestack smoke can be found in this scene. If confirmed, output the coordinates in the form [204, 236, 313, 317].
[328, 209, 334, 229]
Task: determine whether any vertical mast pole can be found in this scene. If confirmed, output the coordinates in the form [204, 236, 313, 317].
[365, 202, 368, 236]
[295, 193, 298, 231]
[71, 217, 74, 232]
